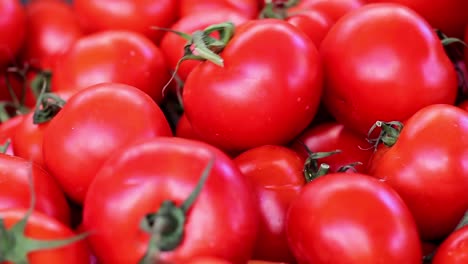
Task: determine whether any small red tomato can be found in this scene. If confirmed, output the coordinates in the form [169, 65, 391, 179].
[0, 114, 25, 155]
[0, 154, 70, 225]
[432, 225, 468, 263]
[52, 31, 171, 103]
[12, 111, 48, 166]
[0, 0, 26, 67]
[286, 10, 333, 48]
[22, 0, 83, 70]
[235, 145, 305, 263]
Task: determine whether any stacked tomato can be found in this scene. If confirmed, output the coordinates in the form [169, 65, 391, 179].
[1, 0, 468, 263]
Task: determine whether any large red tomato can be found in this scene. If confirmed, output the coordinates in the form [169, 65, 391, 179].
[183, 19, 323, 152]
[286, 172, 422, 263]
[22, 0, 83, 70]
[42, 83, 172, 204]
[367, 0, 468, 38]
[368, 104, 468, 241]
[179, 0, 259, 19]
[321, 3, 457, 135]
[0, 209, 91, 263]
[234, 145, 305, 263]
[51, 30, 170, 103]
[0, 0, 26, 68]
[432, 225, 468, 263]
[83, 137, 259, 264]
[0, 154, 70, 225]
[73, 0, 178, 44]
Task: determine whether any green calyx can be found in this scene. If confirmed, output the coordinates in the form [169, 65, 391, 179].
[367, 121, 404, 150]
[259, 0, 300, 19]
[31, 72, 66, 125]
[0, 162, 89, 264]
[138, 157, 215, 264]
[303, 150, 341, 182]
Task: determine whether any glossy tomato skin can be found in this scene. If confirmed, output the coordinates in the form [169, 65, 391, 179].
[183, 19, 323, 152]
[160, 10, 250, 82]
[0, 154, 70, 225]
[234, 145, 305, 263]
[0, 209, 90, 263]
[12, 111, 48, 166]
[0, 0, 26, 67]
[286, 10, 333, 48]
[179, 0, 259, 19]
[432, 225, 468, 263]
[321, 3, 457, 135]
[0, 114, 24, 155]
[43, 83, 172, 204]
[176, 113, 201, 140]
[368, 104, 468, 241]
[368, 0, 468, 38]
[83, 137, 259, 264]
[22, 0, 83, 70]
[74, 0, 177, 44]
[291, 0, 365, 22]
[51, 30, 170, 103]
[290, 122, 372, 173]
[286, 173, 422, 263]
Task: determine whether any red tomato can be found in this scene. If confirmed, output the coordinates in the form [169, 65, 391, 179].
[0, 154, 70, 225]
[290, 122, 372, 174]
[0, 0, 26, 67]
[459, 100, 468, 111]
[83, 137, 259, 264]
[286, 172, 422, 263]
[0, 114, 24, 155]
[285, 10, 333, 48]
[179, 0, 259, 19]
[160, 10, 250, 82]
[185, 257, 233, 264]
[183, 19, 323, 152]
[176, 113, 201, 140]
[51, 30, 170, 103]
[42, 83, 172, 204]
[0, 209, 90, 263]
[368, 104, 468, 241]
[248, 261, 288, 264]
[22, 0, 82, 70]
[432, 225, 468, 263]
[234, 145, 305, 263]
[291, 0, 365, 22]
[321, 3, 457, 135]
[73, 0, 178, 44]
[465, 26, 468, 74]
[12, 111, 48, 166]
[368, 0, 468, 38]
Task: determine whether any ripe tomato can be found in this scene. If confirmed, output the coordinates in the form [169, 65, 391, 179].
[291, 0, 365, 22]
[290, 122, 372, 174]
[321, 3, 458, 135]
[286, 172, 422, 263]
[432, 225, 468, 263]
[368, 104, 468, 241]
[176, 113, 201, 140]
[234, 145, 305, 263]
[185, 257, 233, 264]
[0, 0, 26, 67]
[22, 0, 83, 70]
[0, 114, 24, 155]
[179, 0, 259, 19]
[285, 10, 333, 48]
[12, 111, 48, 166]
[160, 10, 250, 82]
[83, 137, 259, 264]
[51, 30, 170, 103]
[183, 19, 323, 152]
[73, 0, 178, 44]
[367, 0, 468, 38]
[0, 209, 90, 263]
[42, 83, 172, 204]
[0, 154, 70, 225]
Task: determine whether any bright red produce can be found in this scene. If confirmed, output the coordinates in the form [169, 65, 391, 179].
[22, 0, 83, 70]
[183, 19, 323, 152]
[0, 154, 70, 224]
[368, 104, 468, 241]
[0, 0, 26, 67]
[291, 0, 365, 22]
[367, 0, 468, 38]
[321, 3, 457, 135]
[290, 122, 372, 174]
[51, 30, 170, 103]
[42, 83, 172, 204]
[12, 111, 48, 166]
[0, 114, 24, 155]
[83, 137, 259, 264]
[286, 172, 422, 263]
[234, 145, 305, 263]
[176, 113, 201, 141]
[285, 10, 333, 48]
[73, 0, 178, 44]
[432, 224, 468, 263]
[179, 0, 259, 19]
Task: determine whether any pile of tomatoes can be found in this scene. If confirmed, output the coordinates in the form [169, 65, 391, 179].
[1, 0, 468, 263]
